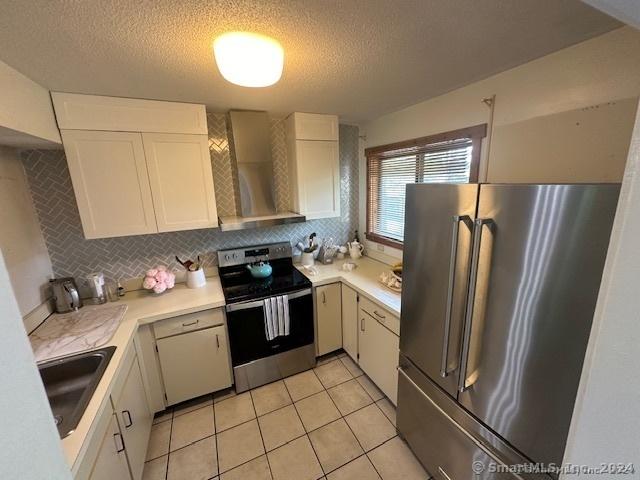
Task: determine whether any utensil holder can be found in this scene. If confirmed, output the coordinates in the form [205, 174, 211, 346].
[186, 268, 206, 289]
[301, 252, 315, 267]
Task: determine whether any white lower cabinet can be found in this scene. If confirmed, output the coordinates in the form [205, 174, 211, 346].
[113, 357, 153, 480]
[315, 283, 342, 356]
[156, 324, 232, 405]
[358, 310, 400, 405]
[315, 280, 400, 405]
[341, 284, 358, 360]
[89, 413, 132, 480]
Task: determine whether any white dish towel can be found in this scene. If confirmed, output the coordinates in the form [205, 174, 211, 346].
[263, 295, 290, 341]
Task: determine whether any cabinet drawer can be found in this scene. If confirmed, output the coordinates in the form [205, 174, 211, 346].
[359, 296, 400, 336]
[153, 308, 224, 339]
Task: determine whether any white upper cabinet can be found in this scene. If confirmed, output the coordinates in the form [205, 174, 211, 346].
[61, 130, 158, 239]
[286, 112, 340, 220]
[287, 112, 338, 141]
[55, 93, 218, 238]
[143, 133, 218, 231]
[52, 92, 207, 134]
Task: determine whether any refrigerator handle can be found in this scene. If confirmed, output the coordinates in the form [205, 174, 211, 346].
[458, 217, 491, 393]
[440, 215, 471, 378]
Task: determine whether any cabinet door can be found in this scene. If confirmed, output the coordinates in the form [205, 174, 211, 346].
[142, 133, 218, 232]
[89, 413, 132, 480]
[290, 113, 338, 141]
[114, 357, 152, 480]
[341, 285, 358, 360]
[359, 310, 400, 405]
[61, 130, 157, 239]
[294, 140, 340, 219]
[52, 92, 207, 134]
[316, 283, 342, 356]
[157, 325, 232, 405]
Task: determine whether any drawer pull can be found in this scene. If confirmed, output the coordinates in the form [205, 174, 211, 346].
[373, 310, 386, 320]
[360, 317, 365, 332]
[122, 410, 133, 428]
[322, 292, 326, 304]
[182, 319, 199, 327]
[114, 432, 126, 453]
[216, 334, 220, 349]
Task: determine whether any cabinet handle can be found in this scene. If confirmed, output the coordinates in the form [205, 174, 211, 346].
[322, 292, 326, 304]
[182, 319, 199, 327]
[122, 410, 133, 428]
[114, 432, 126, 453]
[360, 317, 365, 332]
[373, 310, 385, 320]
[438, 467, 453, 480]
[216, 334, 220, 349]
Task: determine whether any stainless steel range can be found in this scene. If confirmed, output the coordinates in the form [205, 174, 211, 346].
[218, 242, 315, 392]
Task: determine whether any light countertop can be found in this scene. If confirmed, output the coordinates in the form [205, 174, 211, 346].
[56, 278, 225, 472]
[296, 256, 401, 316]
[51, 260, 399, 472]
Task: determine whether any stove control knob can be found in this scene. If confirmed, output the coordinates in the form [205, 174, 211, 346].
[224, 254, 231, 261]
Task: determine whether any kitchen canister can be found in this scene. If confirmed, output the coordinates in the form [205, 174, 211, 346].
[186, 268, 206, 289]
[301, 252, 315, 267]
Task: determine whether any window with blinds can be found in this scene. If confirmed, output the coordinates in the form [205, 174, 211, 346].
[365, 124, 486, 248]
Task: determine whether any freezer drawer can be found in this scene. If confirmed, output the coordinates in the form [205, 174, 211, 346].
[397, 357, 548, 480]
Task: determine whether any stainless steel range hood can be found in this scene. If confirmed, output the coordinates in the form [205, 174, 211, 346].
[219, 110, 305, 231]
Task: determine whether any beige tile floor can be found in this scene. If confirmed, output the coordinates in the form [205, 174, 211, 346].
[143, 351, 429, 480]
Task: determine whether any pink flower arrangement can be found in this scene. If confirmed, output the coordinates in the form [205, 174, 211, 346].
[142, 265, 176, 294]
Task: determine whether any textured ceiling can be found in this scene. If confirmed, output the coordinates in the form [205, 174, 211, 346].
[0, 0, 620, 122]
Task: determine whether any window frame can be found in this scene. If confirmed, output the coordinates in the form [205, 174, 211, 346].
[365, 123, 487, 250]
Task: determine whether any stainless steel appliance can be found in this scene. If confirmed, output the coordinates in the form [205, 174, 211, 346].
[218, 111, 306, 231]
[398, 183, 620, 479]
[218, 242, 315, 392]
[50, 277, 83, 313]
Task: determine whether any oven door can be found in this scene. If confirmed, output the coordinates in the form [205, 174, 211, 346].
[225, 288, 314, 367]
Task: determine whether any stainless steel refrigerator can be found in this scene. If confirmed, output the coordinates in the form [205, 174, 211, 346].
[397, 183, 620, 480]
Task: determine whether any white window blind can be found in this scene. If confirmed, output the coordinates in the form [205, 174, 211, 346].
[367, 136, 477, 245]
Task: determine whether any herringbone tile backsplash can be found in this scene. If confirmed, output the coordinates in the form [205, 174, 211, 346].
[21, 115, 359, 285]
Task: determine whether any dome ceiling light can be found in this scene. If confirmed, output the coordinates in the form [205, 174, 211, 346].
[213, 32, 284, 88]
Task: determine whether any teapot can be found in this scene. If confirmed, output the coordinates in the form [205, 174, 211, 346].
[347, 241, 364, 259]
[246, 261, 273, 279]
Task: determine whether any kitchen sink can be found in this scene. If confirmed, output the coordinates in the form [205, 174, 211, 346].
[38, 346, 116, 438]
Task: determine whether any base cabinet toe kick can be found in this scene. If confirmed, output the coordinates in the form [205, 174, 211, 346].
[397, 357, 549, 480]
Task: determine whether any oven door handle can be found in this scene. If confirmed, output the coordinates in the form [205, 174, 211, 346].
[225, 288, 312, 312]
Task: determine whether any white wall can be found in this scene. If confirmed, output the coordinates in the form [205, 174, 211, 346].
[561, 2, 640, 474]
[0, 58, 61, 147]
[0, 146, 53, 325]
[561, 99, 640, 480]
[0, 250, 71, 480]
[361, 26, 640, 262]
